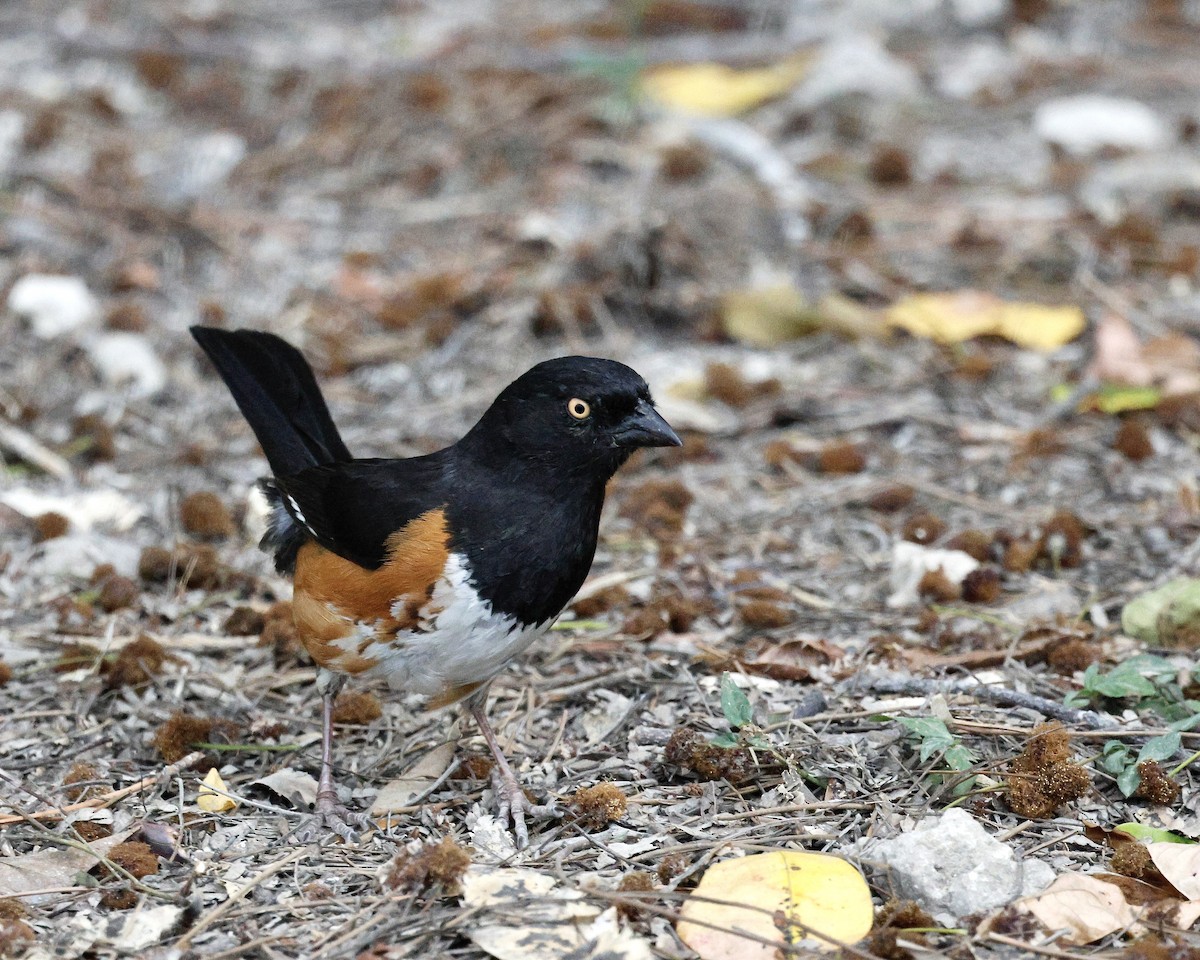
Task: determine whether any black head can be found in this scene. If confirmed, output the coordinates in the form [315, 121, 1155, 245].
[460, 356, 680, 479]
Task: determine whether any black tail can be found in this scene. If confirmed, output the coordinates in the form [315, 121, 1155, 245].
[190, 326, 352, 477]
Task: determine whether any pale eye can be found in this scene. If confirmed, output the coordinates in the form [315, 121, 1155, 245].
[567, 398, 591, 420]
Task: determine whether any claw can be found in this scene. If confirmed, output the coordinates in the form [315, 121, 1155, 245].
[297, 789, 375, 843]
[488, 764, 557, 848]
[299, 672, 377, 843]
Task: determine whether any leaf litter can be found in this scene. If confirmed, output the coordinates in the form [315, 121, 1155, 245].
[2, 0, 1200, 958]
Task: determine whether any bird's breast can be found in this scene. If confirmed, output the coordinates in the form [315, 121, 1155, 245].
[290, 512, 551, 701]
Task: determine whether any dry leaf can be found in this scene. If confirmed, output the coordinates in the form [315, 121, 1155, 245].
[461, 867, 651, 960]
[1088, 313, 1200, 397]
[721, 284, 821, 346]
[1090, 313, 1152, 386]
[887, 291, 1084, 351]
[676, 851, 873, 957]
[88, 904, 184, 951]
[197, 767, 237, 813]
[0, 829, 134, 902]
[371, 741, 456, 814]
[1018, 873, 1137, 944]
[1150, 843, 1200, 901]
[816, 293, 886, 340]
[738, 636, 842, 682]
[251, 768, 318, 809]
[642, 57, 809, 117]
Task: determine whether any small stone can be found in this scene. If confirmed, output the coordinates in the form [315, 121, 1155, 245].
[935, 39, 1016, 101]
[86, 332, 167, 396]
[797, 35, 920, 107]
[860, 808, 1054, 924]
[1035, 96, 1169, 157]
[7, 274, 99, 338]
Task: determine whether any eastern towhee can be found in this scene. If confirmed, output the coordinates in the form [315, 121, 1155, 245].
[190, 327, 680, 845]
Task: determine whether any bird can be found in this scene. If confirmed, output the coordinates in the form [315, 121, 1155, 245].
[189, 326, 681, 845]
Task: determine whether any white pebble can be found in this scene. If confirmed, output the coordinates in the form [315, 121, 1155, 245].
[86, 332, 168, 397]
[7, 273, 99, 338]
[1034, 95, 1169, 156]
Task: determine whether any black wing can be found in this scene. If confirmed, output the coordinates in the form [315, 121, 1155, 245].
[273, 454, 453, 570]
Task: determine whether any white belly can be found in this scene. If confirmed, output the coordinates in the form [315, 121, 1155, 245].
[334, 553, 551, 696]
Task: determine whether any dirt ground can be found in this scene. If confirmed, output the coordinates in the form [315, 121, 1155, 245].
[3, 1, 1200, 958]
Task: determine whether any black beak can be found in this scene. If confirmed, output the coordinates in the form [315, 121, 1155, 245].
[613, 399, 682, 449]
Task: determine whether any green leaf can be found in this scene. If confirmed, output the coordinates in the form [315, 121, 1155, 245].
[1085, 662, 1158, 699]
[898, 717, 957, 762]
[1169, 714, 1200, 733]
[944, 742, 978, 773]
[720, 673, 753, 729]
[1117, 764, 1143, 798]
[1122, 579, 1200, 645]
[1097, 741, 1133, 776]
[1138, 732, 1182, 764]
[710, 731, 740, 749]
[1115, 823, 1196, 844]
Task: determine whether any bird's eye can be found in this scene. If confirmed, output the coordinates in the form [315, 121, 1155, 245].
[567, 398, 591, 420]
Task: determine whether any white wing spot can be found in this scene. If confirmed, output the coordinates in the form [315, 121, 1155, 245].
[286, 494, 316, 536]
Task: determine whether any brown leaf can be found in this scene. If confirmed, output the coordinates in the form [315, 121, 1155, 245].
[738, 636, 842, 681]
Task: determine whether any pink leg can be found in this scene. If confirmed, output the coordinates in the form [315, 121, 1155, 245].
[302, 671, 374, 842]
[470, 699, 556, 849]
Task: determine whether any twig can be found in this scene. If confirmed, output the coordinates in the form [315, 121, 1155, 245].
[0, 750, 206, 827]
[864, 677, 1117, 729]
[175, 848, 308, 950]
[987, 932, 1105, 959]
[0, 419, 72, 479]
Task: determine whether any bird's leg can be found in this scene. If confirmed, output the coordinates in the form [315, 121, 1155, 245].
[469, 692, 556, 848]
[301, 669, 374, 843]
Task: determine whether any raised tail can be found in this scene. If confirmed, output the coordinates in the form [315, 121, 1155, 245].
[190, 326, 351, 477]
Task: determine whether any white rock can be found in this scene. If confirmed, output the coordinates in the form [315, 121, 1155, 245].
[23, 533, 141, 579]
[935, 39, 1016, 101]
[86, 332, 167, 396]
[949, 0, 1007, 26]
[7, 274, 99, 338]
[1080, 153, 1200, 222]
[0, 488, 145, 531]
[1034, 95, 1169, 156]
[887, 541, 980, 608]
[797, 35, 920, 106]
[860, 808, 1055, 924]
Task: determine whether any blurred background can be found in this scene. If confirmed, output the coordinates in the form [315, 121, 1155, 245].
[2, 0, 1197, 399]
[2, 0, 1200, 594]
[4, 8, 1200, 954]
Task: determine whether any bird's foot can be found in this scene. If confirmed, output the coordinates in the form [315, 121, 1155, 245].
[297, 789, 376, 843]
[490, 765, 557, 849]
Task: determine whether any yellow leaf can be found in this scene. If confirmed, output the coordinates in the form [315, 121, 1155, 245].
[722, 284, 821, 346]
[197, 767, 237, 813]
[1091, 384, 1162, 414]
[886, 291, 1084, 351]
[642, 57, 809, 117]
[816, 292, 887, 340]
[677, 851, 873, 957]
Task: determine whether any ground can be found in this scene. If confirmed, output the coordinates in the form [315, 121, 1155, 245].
[3, 1, 1200, 958]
